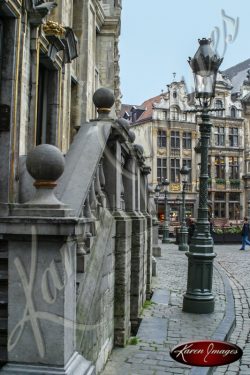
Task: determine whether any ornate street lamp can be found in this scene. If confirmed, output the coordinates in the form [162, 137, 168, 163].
[183, 38, 223, 314]
[162, 179, 170, 244]
[178, 165, 190, 251]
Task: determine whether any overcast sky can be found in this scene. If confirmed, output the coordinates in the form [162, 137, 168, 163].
[119, 0, 250, 105]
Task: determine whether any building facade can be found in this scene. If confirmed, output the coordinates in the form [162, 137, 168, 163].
[0, 2, 150, 374]
[0, 0, 122, 206]
[122, 62, 250, 224]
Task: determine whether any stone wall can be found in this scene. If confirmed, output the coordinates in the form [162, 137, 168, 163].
[76, 209, 116, 373]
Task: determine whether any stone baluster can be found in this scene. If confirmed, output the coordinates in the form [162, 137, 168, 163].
[83, 193, 93, 219]
[89, 180, 97, 215]
[94, 164, 105, 208]
[99, 159, 107, 208]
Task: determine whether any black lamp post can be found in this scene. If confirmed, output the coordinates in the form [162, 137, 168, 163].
[162, 179, 170, 244]
[178, 165, 190, 251]
[154, 184, 161, 221]
[183, 38, 223, 314]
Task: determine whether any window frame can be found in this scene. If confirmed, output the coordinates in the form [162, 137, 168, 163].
[183, 132, 192, 149]
[170, 158, 180, 183]
[229, 156, 239, 179]
[215, 99, 223, 117]
[157, 130, 167, 148]
[215, 155, 225, 179]
[214, 126, 225, 146]
[170, 131, 180, 149]
[157, 158, 167, 181]
[229, 127, 239, 147]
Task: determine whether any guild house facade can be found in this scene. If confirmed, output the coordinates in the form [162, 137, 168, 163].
[121, 59, 250, 224]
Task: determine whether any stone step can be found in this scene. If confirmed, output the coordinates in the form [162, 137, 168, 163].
[0, 252, 7, 259]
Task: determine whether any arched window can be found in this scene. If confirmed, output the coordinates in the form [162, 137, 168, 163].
[231, 106, 237, 118]
[170, 106, 179, 120]
[215, 99, 223, 117]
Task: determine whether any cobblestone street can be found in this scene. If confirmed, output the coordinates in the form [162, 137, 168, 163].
[101, 243, 250, 375]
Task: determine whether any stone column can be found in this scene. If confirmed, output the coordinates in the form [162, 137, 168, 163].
[1, 145, 94, 375]
[148, 187, 161, 257]
[129, 147, 148, 332]
[104, 136, 131, 347]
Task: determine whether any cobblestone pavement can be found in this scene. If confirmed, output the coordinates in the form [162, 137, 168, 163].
[101, 242, 244, 375]
[214, 244, 250, 375]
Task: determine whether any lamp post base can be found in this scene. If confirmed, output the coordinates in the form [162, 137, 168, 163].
[183, 293, 215, 314]
[162, 222, 170, 243]
[178, 227, 189, 251]
[182, 250, 216, 314]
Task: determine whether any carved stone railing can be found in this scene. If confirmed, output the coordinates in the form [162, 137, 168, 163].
[0, 88, 152, 374]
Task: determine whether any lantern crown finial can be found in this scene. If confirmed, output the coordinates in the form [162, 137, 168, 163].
[188, 37, 223, 104]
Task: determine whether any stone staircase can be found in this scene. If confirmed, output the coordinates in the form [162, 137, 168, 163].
[0, 240, 8, 367]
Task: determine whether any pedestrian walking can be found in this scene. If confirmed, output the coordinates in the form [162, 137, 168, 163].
[240, 217, 250, 250]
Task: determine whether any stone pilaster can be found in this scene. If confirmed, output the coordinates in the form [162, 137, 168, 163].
[113, 212, 132, 347]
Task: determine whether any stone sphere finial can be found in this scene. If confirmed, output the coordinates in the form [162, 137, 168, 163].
[117, 118, 130, 131]
[134, 144, 144, 155]
[93, 87, 115, 115]
[128, 130, 135, 143]
[25, 144, 65, 207]
[26, 144, 65, 188]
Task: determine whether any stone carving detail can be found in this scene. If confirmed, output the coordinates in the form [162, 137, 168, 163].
[43, 20, 66, 37]
[26, 0, 57, 25]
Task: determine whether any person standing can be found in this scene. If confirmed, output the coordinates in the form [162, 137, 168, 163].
[240, 217, 250, 250]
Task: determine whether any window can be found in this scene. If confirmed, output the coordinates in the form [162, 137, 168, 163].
[229, 157, 239, 179]
[183, 159, 191, 182]
[157, 130, 166, 147]
[229, 193, 240, 220]
[214, 192, 226, 218]
[215, 156, 225, 179]
[173, 91, 177, 98]
[157, 158, 167, 181]
[37, 62, 59, 145]
[215, 99, 223, 117]
[171, 131, 180, 149]
[214, 126, 225, 146]
[231, 106, 237, 118]
[229, 128, 238, 147]
[183, 132, 191, 149]
[170, 159, 180, 182]
[170, 106, 179, 120]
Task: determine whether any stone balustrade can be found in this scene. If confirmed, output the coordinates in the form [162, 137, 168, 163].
[0, 88, 153, 375]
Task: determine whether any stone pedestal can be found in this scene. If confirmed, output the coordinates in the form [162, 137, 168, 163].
[1, 144, 95, 374]
[152, 220, 161, 257]
[0, 216, 95, 375]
